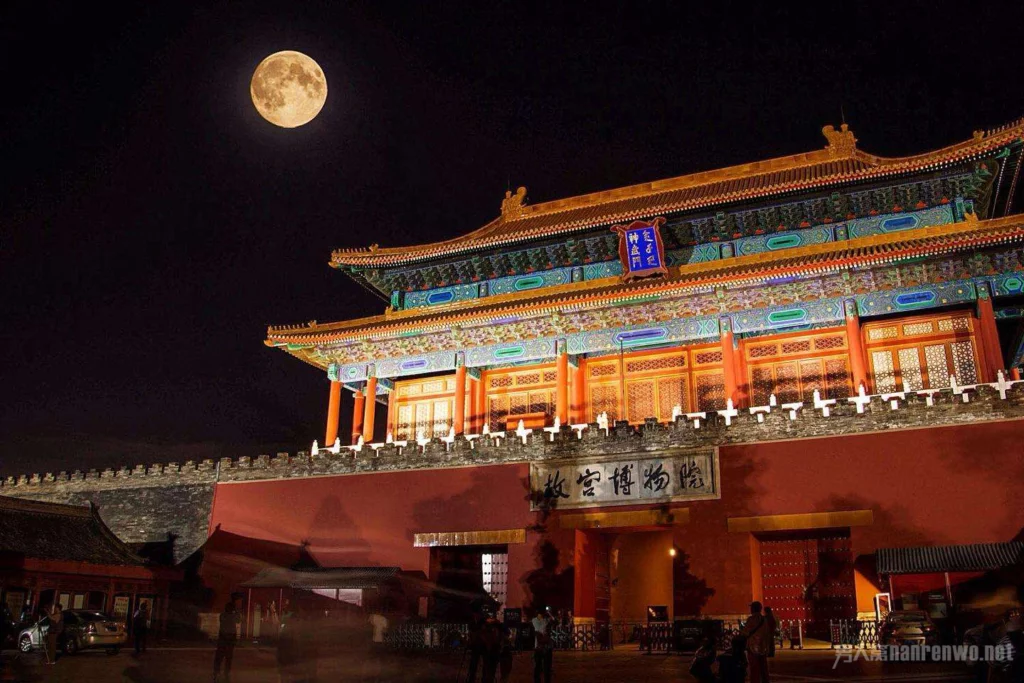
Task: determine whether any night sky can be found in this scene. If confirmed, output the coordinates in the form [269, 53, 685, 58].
[3, 1, 1023, 476]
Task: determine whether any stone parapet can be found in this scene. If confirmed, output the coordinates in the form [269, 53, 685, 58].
[5, 381, 1020, 493]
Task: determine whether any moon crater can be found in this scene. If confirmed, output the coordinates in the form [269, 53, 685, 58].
[250, 51, 327, 128]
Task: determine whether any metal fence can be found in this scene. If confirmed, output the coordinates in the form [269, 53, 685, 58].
[829, 619, 880, 649]
[384, 622, 468, 650]
[383, 617, 820, 653]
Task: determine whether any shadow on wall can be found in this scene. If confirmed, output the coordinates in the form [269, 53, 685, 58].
[171, 526, 320, 637]
[675, 448, 762, 615]
[303, 494, 373, 567]
[673, 548, 716, 615]
[522, 540, 575, 612]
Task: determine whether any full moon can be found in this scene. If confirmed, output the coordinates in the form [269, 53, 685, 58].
[250, 51, 327, 128]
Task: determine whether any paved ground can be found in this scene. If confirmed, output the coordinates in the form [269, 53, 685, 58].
[0, 643, 975, 682]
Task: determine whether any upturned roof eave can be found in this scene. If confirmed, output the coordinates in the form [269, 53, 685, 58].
[269, 212, 1024, 353]
[329, 120, 1024, 268]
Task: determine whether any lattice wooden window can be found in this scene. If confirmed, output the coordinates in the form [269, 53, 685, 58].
[781, 340, 812, 355]
[799, 360, 824, 396]
[590, 384, 620, 422]
[396, 405, 413, 440]
[897, 348, 924, 391]
[626, 381, 656, 422]
[488, 396, 509, 432]
[490, 376, 513, 389]
[516, 373, 542, 386]
[509, 394, 528, 416]
[749, 344, 778, 358]
[871, 350, 897, 393]
[432, 401, 451, 436]
[695, 372, 726, 411]
[775, 363, 799, 403]
[626, 355, 686, 373]
[924, 344, 950, 388]
[529, 391, 554, 416]
[590, 364, 617, 378]
[951, 341, 978, 384]
[823, 358, 851, 399]
[658, 377, 688, 417]
[750, 367, 775, 406]
[814, 335, 846, 351]
[693, 350, 724, 366]
[864, 312, 980, 392]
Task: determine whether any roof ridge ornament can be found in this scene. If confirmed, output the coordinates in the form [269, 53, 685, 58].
[501, 186, 527, 220]
[822, 123, 857, 158]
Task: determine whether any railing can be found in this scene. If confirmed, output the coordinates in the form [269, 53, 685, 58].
[548, 622, 612, 651]
[383, 618, 815, 653]
[829, 619, 880, 649]
[383, 622, 468, 650]
[634, 618, 806, 653]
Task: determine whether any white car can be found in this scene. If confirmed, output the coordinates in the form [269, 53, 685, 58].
[18, 610, 126, 655]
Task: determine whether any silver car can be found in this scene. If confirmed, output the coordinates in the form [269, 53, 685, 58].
[18, 610, 127, 655]
[879, 610, 938, 646]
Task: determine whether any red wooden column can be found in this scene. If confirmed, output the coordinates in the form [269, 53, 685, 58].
[351, 390, 365, 445]
[453, 357, 467, 435]
[720, 318, 739, 407]
[977, 284, 1004, 381]
[570, 360, 583, 423]
[844, 299, 869, 392]
[477, 371, 487, 431]
[556, 342, 569, 424]
[325, 380, 342, 446]
[362, 376, 377, 442]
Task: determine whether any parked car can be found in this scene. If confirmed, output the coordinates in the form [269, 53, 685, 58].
[879, 610, 938, 646]
[18, 610, 126, 655]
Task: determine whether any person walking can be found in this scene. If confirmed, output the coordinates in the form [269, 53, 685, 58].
[133, 602, 149, 655]
[531, 607, 554, 683]
[740, 602, 771, 683]
[213, 596, 241, 682]
[45, 603, 63, 665]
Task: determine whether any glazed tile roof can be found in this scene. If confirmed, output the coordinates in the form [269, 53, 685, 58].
[877, 542, 1024, 575]
[269, 212, 1024, 351]
[331, 119, 1024, 268]
[0, 495, 146, 567]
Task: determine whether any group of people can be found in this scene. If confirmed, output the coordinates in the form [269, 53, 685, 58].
[464, 605, 557, 683]
[690, 602, 777, 683]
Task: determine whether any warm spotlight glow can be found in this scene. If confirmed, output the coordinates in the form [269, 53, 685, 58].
[250, 51, 327, 128]
[669, 547, 677, 557]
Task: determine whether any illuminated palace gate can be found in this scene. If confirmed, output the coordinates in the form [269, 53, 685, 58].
[264, 116, 1023, 623]
[758, 530, 856, 631]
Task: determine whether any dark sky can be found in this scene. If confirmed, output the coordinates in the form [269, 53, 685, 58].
[2, 0, 1023, 476]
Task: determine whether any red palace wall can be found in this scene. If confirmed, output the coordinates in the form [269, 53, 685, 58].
[207, 419, 1024, 616]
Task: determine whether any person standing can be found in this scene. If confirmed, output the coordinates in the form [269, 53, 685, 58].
[133, 602, 149, 655]
[466, 608, 486, 683]
[45, 603, 63, 665]
[764, 606, 777, 657]
[531, 607, 554, 683]
[213, 596, 241, 682]
[740, 602, 771, 683]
